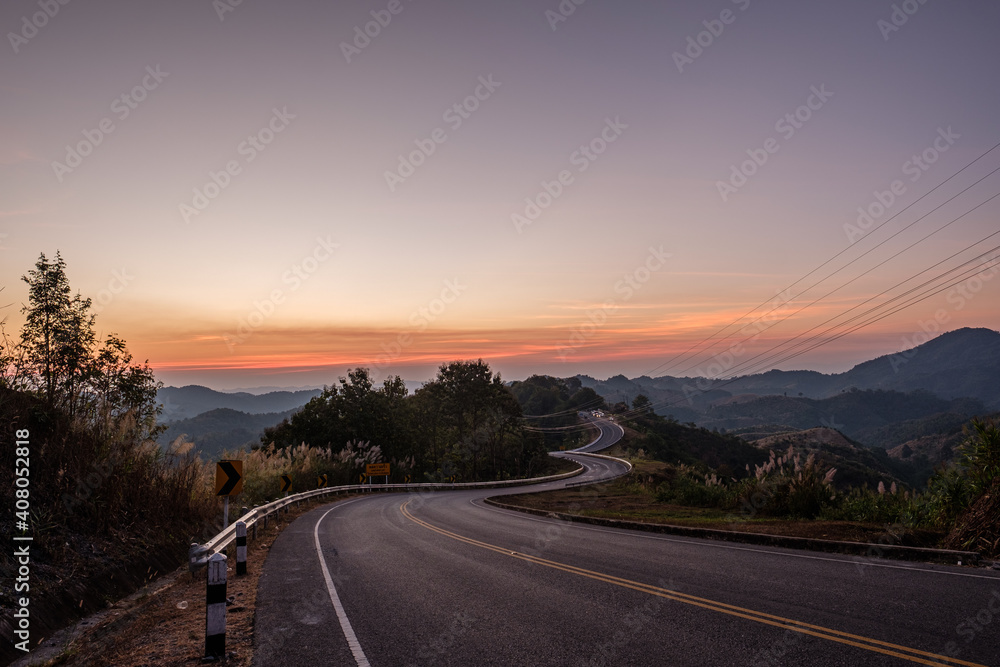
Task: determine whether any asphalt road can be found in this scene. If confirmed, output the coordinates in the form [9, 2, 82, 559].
[254, 420, 1000, 666]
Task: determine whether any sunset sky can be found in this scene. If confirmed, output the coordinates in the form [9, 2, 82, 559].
[2, 0, 999, 390]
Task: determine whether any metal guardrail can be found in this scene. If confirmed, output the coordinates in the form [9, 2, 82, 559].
[189, 463, 590, 570]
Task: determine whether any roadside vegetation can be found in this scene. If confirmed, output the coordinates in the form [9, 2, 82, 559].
[0, 253, 218, 659]
[260, 361, 561, 485]
[602, 398, 1000, 557]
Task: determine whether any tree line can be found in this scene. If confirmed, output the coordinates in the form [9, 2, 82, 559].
[262, 361, 554, 482]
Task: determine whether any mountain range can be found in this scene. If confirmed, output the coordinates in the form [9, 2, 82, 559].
[578, 327, 1000, 415]
[157, 328, 999, 466]
[157, 385, 322, 422]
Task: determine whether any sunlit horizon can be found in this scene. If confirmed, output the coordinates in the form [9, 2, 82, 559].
[2, 0, 998, 392]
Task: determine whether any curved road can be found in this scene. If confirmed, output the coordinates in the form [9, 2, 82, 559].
[568, 415, 624, 454]
[253, 419, 1000, 666]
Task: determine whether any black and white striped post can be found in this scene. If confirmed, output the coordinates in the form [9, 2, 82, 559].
[205, 552, 227, 659]
[235, 521, 247, 576]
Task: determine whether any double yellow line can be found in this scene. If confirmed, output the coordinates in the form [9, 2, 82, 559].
[400, 501, 984, 667]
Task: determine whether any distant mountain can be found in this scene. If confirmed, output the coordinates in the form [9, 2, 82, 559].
[156, 407, 298, 460]
[157, 385, 321, 422]
[581, 328, 1000, 411]
[837, 327, 1000, 405]
[579, 327, 1000, 415]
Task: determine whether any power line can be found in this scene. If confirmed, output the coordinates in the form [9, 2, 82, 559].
[625, 245, 1000, 424]
[644, 141, 1000, 378]
[669, 184, 1000, 379]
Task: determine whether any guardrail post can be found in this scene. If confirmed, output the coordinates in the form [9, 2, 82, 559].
[205, 553, 227, 659]
[236, 522, 247, 576]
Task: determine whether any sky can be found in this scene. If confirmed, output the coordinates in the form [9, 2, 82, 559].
[2, 0, 999, 391]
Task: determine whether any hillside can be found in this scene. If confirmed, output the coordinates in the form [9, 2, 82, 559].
[156, 407, 298, 459]
[157, 385, 321, 421]
[745, 427, 905, 490]
[698, 390, 985, 440]
[840, 327, 1000, 405]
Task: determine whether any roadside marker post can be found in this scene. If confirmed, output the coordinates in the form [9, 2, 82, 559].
[205, 553, 227, 659]
[215, 461, 243, 530]
[236, 522, 247, 576]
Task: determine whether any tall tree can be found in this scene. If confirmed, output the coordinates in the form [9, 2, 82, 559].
[427, 360, 524, 480]
[89, 334, 163, 442]
[20, 252, 95, 413]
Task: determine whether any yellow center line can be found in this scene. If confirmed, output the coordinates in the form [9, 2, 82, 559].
[400, 501, 984, 667]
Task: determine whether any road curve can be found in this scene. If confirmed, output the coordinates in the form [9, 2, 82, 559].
[254, 420, 1000, 667]
[569, 415, 625, 454]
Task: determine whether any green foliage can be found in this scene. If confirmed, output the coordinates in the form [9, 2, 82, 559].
[263, 360, 543, 482]
[509, 375, 604, 451]
[821, 487, 918, 525]
[958, 419, 1000, 498]
[262, 368, 410, 458]
[655, 466, 728, 507]
[616, 406, 763, 473]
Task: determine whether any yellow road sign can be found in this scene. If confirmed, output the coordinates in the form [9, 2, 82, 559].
[367, 463, 390, 476]
[280, 475, 292, 493]
[215, 460, 243, 496]
[359, 473, 367, 483]
[317, 474, 328, 488]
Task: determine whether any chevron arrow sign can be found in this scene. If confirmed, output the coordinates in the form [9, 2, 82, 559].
[215, 460, 243, 496]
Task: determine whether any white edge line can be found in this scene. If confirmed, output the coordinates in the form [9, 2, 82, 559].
[471, 499, 1000, 581]
[314, 498, 372, 667]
